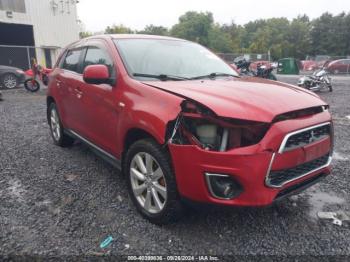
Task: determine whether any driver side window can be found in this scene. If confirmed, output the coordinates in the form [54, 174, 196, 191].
[83, 46, 115, 77]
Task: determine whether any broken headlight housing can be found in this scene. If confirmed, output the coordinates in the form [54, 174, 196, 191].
[168, 100, 270, 151]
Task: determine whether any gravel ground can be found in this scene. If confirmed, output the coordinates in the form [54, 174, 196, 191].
[0, 76, 349, 259]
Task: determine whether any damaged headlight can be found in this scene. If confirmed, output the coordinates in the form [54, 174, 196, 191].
[168, 100, 270, 151]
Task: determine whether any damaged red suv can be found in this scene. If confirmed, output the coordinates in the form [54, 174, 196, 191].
[47, 35, 333, 224]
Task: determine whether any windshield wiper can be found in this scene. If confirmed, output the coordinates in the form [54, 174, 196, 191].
[133, 73, 190, 81]
[190, 72, 239, 80]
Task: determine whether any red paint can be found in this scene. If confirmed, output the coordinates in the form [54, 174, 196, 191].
[83, 65, 109, 82]
[47, 35, 333, 207]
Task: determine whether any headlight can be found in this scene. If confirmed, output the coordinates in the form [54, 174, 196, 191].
[169, 100, 270, 151]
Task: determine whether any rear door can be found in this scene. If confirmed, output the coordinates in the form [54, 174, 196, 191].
[57, 47, 86, 134]
[79, 39, 119, 153]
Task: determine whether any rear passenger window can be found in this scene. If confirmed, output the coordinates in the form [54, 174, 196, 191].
[62, 49, 82, 73]
[83, 47, 114, 76]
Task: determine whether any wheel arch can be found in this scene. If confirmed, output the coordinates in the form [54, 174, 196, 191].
[123, 128, 161, 152]
[121, 127, 168, 172]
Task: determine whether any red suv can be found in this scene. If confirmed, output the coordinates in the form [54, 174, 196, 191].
[47, 35, 333, 224]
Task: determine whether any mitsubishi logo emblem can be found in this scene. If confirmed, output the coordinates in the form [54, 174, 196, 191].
[309, 130, 317, 143]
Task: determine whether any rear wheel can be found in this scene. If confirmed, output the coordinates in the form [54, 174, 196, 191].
[1, 73, 18, 89]
[48, 103, 74, 147]
[124, 139, 184, 224]
[42, 75, 49, 86]
[24, 79, 40, 92]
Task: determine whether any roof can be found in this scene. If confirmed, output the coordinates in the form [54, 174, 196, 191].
[87, 34, 186, 42]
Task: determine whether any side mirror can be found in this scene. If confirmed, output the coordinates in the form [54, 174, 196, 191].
[83, 64, 111, 85]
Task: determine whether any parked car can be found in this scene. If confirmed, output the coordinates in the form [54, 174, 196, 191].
[325, 59, 350, 74]
[47, 35, 333, 224]
[301, 55, 331, 71]
[301, 60, 317, 71]
[0, 65, 26, 89]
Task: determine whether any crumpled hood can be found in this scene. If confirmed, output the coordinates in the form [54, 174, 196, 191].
[143, 77, 327, 123]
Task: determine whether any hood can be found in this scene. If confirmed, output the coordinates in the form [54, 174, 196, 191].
[0, 65, 21, 71]
[143, 77, 327, 123]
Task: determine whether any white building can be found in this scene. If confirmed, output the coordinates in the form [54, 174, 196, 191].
[0, 0, 80, 68]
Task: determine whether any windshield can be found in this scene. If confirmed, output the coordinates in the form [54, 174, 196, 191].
[114, 38, 238, 80]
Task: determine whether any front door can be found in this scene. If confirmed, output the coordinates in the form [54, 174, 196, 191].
[79, 40, 119, 154]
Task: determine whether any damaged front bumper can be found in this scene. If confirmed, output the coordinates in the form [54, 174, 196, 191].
[168, 111, 332, 206]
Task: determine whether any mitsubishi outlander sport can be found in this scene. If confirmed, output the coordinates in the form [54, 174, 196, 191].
[47, 35, 333, 224]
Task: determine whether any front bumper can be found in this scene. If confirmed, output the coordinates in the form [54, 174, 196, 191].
[168, 111, 332, 206]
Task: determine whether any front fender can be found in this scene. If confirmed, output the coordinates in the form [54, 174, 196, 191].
[115, 80, 184, 156]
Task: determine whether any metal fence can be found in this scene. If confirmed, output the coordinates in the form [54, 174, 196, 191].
[0, 44, 61, 70]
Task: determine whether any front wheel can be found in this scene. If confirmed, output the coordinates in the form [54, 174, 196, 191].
[24, 79, 40, 92]
[124, 139, 184, 224]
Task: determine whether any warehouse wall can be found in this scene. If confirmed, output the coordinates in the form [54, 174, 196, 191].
[0, 0, 79, 67]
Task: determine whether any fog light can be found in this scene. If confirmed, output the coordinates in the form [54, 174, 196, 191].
[205, 173, 242, 200]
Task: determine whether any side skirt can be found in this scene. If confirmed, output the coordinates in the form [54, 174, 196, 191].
[65, 129, 122, 170]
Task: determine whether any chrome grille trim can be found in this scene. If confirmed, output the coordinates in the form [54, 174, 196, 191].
[278, 122, 331, 153]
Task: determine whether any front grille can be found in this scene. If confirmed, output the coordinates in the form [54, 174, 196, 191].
[266, 153, 330, 187]
[275, 173, 327, 200]
[282, 123, 330, 152]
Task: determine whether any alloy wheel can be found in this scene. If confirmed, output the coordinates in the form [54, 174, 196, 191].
[3, 75, 17, 89]
[50, 108, 61, 141]
[130, 152, 167, 214]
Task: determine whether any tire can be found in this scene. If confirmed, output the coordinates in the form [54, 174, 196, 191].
[1, 73, 18, 89]
[48, 103, 74, 147]
[42, 75, 49, 86]
[124, 139, 184, 224]
[329, 85, 333, 92]
[24, 79, 40, 92]
[269, 73, 277, 81]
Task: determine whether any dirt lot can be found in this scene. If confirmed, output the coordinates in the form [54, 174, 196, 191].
[0, 75, 349, 259]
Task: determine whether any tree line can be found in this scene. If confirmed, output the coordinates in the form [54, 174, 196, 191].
[81, 11, 350, 60]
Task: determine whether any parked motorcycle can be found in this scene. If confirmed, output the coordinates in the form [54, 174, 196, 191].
[24, 66, 52, 92]
[298, 68, 332, 92]
[256, 64, 277, 80]
[233, 57, 255, 76]
[233, 57, 277, 80]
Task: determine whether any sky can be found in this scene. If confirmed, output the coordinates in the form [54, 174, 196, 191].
[77, 0, 350, 32]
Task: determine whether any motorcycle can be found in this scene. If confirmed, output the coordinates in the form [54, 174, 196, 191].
[256, 64, 277, 80]
[298, 68, 332, 92]
[233, 57, 277, 80]
[233, 57, 254, 76]
[24, 66, 52, 92]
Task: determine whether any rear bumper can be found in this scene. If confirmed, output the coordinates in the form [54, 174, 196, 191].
[169, 111, 332, 206]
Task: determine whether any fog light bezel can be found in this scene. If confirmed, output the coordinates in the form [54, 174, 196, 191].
[205, 173, 243, 200]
